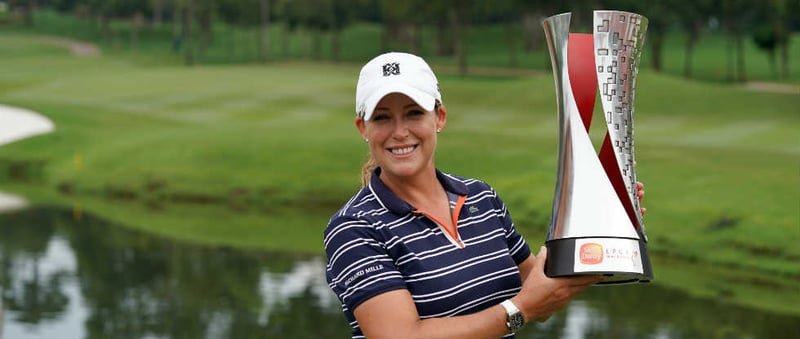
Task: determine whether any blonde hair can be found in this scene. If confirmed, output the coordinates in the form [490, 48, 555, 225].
[360, 153, 378, 187]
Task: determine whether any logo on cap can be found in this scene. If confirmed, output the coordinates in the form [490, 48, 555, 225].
[382, 63, 400, 76]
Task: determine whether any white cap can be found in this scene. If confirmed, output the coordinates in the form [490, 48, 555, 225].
[355, 52, 442, 121]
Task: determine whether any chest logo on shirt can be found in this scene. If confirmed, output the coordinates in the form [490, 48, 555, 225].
[469, 206, 479, 214]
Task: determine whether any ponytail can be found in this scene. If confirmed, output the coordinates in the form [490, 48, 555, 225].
[360, 152, 378, 187]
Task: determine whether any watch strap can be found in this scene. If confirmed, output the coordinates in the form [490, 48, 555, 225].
[500, 299, 519, 316]
[500, 299, 524, 332]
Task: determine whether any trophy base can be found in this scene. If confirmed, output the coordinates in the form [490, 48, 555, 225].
[544, 236, 653, 285]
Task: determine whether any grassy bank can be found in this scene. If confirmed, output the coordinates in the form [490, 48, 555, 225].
[0, 32, 798, 315]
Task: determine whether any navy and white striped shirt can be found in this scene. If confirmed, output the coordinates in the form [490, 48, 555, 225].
[324, 168, 532, 338]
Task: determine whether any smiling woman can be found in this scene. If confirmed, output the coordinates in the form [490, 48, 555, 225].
[323, 52, 626, 339]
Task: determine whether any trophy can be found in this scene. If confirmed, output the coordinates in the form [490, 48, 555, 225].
[542, 11, 653, 284]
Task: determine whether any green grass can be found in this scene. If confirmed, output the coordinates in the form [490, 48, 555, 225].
[0, 31, 798, 315]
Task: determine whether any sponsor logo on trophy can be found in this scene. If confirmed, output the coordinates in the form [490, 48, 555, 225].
[542, 10, 654, 284]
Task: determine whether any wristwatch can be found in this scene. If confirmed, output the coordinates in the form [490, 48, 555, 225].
[500, 299, 525, 332]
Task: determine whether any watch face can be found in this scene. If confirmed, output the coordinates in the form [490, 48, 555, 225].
[509, 312, 525, 331]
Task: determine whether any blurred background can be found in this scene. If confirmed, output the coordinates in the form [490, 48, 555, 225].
[0, 0, 798, 338]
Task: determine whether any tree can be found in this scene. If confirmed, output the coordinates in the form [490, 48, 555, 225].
[151, 0, 165, 27]
[216, 0, 270, 62]
[474, 0, 521, 68]
[195, 0, 217, 57]
[292, 0, 360, 62]
[300, 0, 331, 59]
[447, 0, 472, 75]
[183, 0, 196, 65]
[720, 0, 758, 82]
[9, 0, 38, 26]
[68, 0, 151, 49]
[271, 0, 336, 60]
[377, 0, 423, 53]
[258, 0, 270, 62]
[763, 0, 797, 80]
[753, 24, 780, 78]
[328, 0, 361, 62]
[675, 0, 714, 78]
[513, 0, 564, 54]
[272, 0, 294, 58]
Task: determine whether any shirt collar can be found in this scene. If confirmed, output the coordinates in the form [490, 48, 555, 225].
[368, 167, 469, 215]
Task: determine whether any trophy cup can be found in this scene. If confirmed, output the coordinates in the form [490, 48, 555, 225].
[542, 11, 653, 284]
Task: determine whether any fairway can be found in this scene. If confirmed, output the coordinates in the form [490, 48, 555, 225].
[0, 33, 799, 314]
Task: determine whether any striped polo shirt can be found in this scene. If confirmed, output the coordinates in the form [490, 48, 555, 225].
[324, 168, 532, 338]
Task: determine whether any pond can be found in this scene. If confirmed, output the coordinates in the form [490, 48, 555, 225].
[1, 207, 798, 338]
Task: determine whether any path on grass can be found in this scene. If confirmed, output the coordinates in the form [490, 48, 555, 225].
[0, 104, 56, 212]
[742, 81, 800, 95]
[38, 35, 101, 57]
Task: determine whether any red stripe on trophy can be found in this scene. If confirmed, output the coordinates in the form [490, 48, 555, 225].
[599, 134, 641, 230]
[567, 33, 596, 132]
[570, 32, 640, 231]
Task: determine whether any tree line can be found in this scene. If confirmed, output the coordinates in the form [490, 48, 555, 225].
[5, 0, 799, 81]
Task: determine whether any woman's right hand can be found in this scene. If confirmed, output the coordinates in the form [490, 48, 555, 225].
[512, 246, 604, 322]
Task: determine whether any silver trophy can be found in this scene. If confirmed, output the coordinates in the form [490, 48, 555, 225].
[542, 11, 653, 284]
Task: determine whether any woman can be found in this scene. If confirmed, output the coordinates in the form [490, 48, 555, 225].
[324, 52, 644, 338]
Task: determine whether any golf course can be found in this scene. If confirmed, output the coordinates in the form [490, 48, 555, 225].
[1, 13, 799, 319]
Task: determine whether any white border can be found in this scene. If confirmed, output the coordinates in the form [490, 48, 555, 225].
[573, 238, 643, 273]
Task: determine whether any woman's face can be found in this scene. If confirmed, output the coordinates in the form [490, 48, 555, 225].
[356, 93, 446, 181]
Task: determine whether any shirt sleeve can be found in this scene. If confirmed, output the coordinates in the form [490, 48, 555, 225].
[324, 215, 407, 312]
[492, 189, 532, 265]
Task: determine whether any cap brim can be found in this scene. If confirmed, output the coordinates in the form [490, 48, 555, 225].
[362, 83, 436, 121]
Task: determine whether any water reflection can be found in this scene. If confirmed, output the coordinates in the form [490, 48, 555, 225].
[1, 207, 798, 338]
[0, 207, 348, 338]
